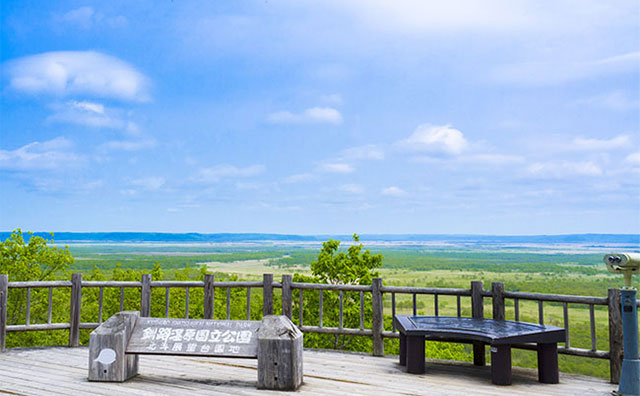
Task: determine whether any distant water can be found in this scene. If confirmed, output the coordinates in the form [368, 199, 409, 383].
[1, 232, 638, 253]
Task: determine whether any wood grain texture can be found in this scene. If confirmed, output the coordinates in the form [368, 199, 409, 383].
[262, 274, 273, 317]
[471, 280, 485, 366]
[0, 346, 615, 396]
[88, 311, 139, 382]
[69, 273, 82, 347]
[607, 288, 622, 384]
[0, 274, 7, 352]
[257, 315, 303, 390]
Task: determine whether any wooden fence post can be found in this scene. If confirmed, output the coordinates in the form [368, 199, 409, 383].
[372, 278, 384, 357]
[263, 274, 273, 316]
[204, 274, 215, 319]
[140, 274, 151, 318]
[608, 288, 622, 384]
[0, 274, 7, 352]
[492, 282, 505, 321]
[471, 280, 485, 366]
[282, 275, 293, 319]
[69, 273, 82, 347]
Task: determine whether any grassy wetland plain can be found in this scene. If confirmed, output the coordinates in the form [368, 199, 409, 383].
[59, 234, 639, 379]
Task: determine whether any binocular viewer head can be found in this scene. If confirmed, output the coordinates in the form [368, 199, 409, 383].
[605, 253, 640, 288]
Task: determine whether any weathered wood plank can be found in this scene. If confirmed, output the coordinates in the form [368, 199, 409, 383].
[371, 278, 384, 356]
[0, 347, 615, 396]
[262, 274, 273, 316]
[471, 280, 485, 366]
[608, 288, 622, 384]
[0, 274, 7, 351]
[69, 273, 82, 347]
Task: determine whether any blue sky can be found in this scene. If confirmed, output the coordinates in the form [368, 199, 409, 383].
[1, 1, 639, 234]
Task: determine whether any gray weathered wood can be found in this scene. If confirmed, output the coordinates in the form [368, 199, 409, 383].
[372, 278, 384, 356]
[0, 274, 7, 351]
[471, 280, 485, 366]
[281, 275, 292, 320]
[127, 317, 260, 357]
[88, 311, 139, 382]
[492, 282, 505, 321]
[69, 273, 82, 347]
[203, 274, 214, 319]
[563, 302, 569, 348]
[257, 315, 303, 390]
[263, 274, 273, 316]
[140, 274, 151, 318]
[608, 288, 622, 384]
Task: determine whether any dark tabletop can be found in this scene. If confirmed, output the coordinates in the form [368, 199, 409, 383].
[394, 316, 565, 345]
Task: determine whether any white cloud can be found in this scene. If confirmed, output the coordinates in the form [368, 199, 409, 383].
[321, 93, 343, 105]
[130, 177, 165, 191]
[526, 161, 603, 178]
[100, 139, 155, 152]
[493, 51, 640, 85]
[282, 173, 314, 183]
[571, 135, 632, 151]
[626, 152, 640, 164]
[341, 144, 384, 160]
[576, 91, 640, 112]
[458, 154, 525, 165]
[47, 101, 139, 131]
[397, 124, 468, 155]
[194, 164, 265, 183]
[6, 51, 150, 102]
[55, 6, 128, 30]
[58, 6, 95, 29]
[381, 186, 406, 196]
[267, 107, 343, 125]
[320, 162, 354, 173]
[339, 184, 364, 194]
[0, 137, 84, 171]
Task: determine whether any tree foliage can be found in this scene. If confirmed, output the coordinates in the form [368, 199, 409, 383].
[0, 229, 74, 281]
[310, 234, 383, 285]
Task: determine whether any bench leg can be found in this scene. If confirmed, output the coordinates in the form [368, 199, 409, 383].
[406, 335, 425, 374]
[473, 341, 485, 366]
[537, 343, 559, 384]
[399, 332, 406, 366]
[490, 345, 512, 385]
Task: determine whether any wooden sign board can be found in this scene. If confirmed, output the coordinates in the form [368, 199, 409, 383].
[126, 318, 260, 358]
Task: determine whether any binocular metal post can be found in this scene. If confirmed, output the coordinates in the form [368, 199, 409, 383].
[605, 253, 640, 396]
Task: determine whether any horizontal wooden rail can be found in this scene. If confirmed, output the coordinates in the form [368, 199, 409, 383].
[1, 273, 635, 384]
[381, 286, 470, 296]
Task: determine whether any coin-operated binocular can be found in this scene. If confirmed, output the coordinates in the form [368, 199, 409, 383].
[604, 253, 640, 396]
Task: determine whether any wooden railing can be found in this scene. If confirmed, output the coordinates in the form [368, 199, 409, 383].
[0, 273, 637, 384]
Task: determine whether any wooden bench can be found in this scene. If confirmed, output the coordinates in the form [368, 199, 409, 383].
[88, 311, 303, 390]
[394, 315, 566, 385]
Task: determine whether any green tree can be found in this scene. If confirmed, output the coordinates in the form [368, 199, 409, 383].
[0, 229, 74, 347]
[294, 234, 383, 350]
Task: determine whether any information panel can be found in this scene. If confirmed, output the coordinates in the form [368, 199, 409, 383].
[126, 317, 260, 358]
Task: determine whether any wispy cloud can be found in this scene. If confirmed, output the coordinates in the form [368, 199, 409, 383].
[381, 186, 406, 197]
[0, 137, 84, 171]
[267, 107, 343, 125]
[319, 162, 354, 173]
[339, 184, 364, 194]
[341, 144, 384, 160]
[100, 139, 155, 152]
[282, 173, 314, 184]
[576, 91, 640, 112]
[396, 124, 468, 155]
[626, 152, 640, 164]
[129, 177, 165, 191]
[571, 135, 632, 151]
[54, 6, 128, 30]
[193, 164, 265, 183]
[46, 100, 139, 132]
[493, 51, 640, 85]
[526, 161, 603, 178]
[6, 51, 150, 102]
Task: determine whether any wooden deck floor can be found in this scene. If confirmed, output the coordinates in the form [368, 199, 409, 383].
[0, 347, 614, 396]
